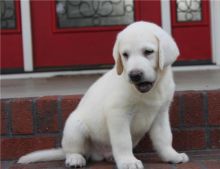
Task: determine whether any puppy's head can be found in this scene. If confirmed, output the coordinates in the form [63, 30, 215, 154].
[113, 21, 179, 93]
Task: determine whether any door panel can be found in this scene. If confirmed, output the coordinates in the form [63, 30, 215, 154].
[0, 0, 23, 72]
[171, 0, 212, 62]
[31, 0, 161, 70]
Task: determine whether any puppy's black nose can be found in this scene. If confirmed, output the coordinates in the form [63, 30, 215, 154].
[129, 70, 143, 83]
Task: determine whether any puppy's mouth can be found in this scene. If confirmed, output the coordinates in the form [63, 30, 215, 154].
[134, 81, 154, 93]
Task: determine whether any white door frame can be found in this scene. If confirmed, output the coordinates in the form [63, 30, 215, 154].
[160, 0, 172, 35]
[20, 0, 33, 72]
[210, 0, 220, 65]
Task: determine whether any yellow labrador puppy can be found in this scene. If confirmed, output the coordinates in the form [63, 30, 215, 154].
[18, 21, 189, 169]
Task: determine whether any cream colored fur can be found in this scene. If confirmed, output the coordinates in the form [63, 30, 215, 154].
[18, 21, 189, 169]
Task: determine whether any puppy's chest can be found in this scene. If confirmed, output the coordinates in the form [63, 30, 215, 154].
[130, 104, 160, 137]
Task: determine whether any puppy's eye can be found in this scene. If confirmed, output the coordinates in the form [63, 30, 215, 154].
[122, 52, 129, 59]
[143, 49, 154, 56]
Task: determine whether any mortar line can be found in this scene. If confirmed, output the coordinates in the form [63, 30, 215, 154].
[1, 132, 60, 138]
[57, 96, 63, 133]
[31, 98, 37, 135]
[178, 92, 185, 129]
[56, 96, 63, 147]
[5, 99, 12, 137]
[32, 98, 38, 134]
[202, 91, 210, 149]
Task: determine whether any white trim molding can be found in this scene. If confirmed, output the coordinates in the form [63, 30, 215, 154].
[160, 0, 172, 35]
[0, 69, 109, 80]
[210, 0, 220, 65]
[20, 0, 34, 71]
[1, 65, 220, 80]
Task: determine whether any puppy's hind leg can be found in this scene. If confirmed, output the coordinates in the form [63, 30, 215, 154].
[62, 113, 90, 168]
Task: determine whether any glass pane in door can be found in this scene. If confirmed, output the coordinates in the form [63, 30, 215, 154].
[56, 0, 134, 28]
[0, 0, 17, 29]
[176, 0, 202, 22]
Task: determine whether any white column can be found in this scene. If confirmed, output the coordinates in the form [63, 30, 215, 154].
[160, 0, 172, 35]
[210, 0, 220, 65]
[20, 0, 34, 72]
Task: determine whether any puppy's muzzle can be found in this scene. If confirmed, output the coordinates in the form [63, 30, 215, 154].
[129, 70, 154, 93]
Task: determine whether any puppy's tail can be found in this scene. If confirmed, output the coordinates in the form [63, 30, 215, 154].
[17, 148, 65, 164]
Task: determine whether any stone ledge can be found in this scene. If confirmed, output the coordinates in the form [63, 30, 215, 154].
[1, 67, 220, 99]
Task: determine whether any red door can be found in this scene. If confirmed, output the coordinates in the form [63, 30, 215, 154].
[1, 1, 23, 73]
[30, 0, 161, 71]
[171, 0, 212, 64]
[1, 0, 212, 73]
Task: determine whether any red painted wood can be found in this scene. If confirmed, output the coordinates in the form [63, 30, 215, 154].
[1, 34, 24, 69]
[31, 0, 161, 69]
[135, 0, 161, 26]
[0, 1, 23, 69]
[0, 0, 213, 72]
[171, 0, 212, 61]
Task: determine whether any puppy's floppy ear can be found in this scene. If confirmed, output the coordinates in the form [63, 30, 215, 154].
[149, 23, 180, 70]
[113, 34, 123, 75]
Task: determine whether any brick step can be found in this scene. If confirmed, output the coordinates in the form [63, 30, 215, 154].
[1, 90, 220, 161]
[3, 150, 220, 169]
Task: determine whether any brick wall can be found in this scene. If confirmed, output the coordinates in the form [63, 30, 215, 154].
[1, 90, 220, 160]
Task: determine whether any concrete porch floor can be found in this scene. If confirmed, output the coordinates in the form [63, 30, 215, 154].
[1, 67, 220, 99]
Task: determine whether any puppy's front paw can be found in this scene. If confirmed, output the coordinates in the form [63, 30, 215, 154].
[164, 153, 189, 164]
[117, 157, 144, 169]
[65, 153, 86, 168]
